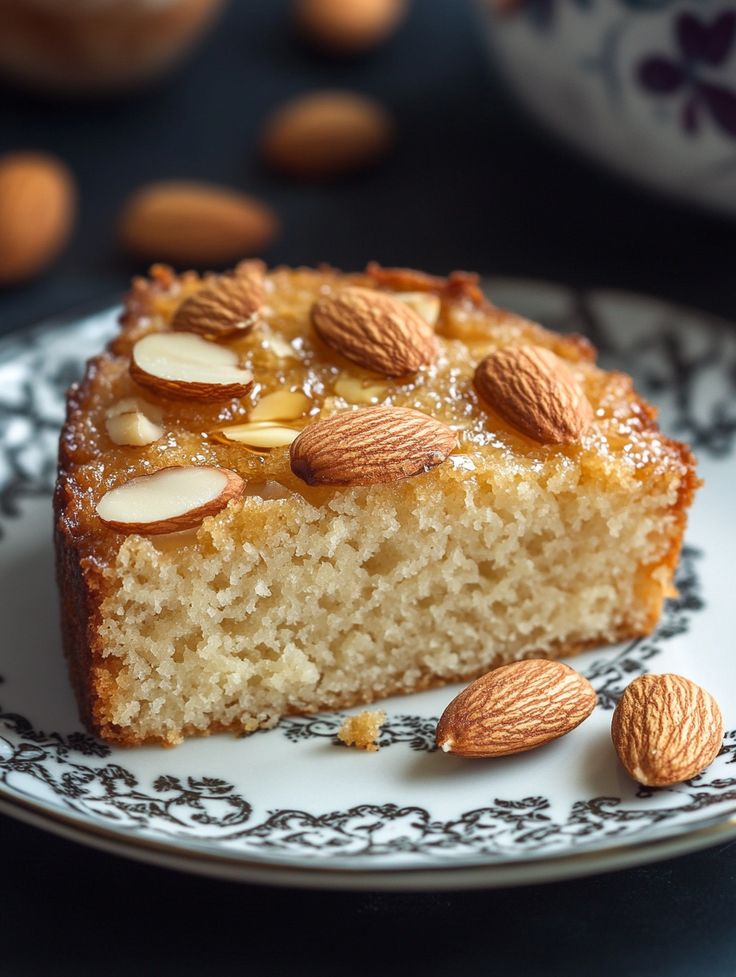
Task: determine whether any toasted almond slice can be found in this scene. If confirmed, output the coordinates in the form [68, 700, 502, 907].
[106, 397, 163, 423]
[96, 465, 244, 535]
[130, 332, 254, 402]
[171, 269, 265, 340]
[290, 405, 455, 486]
[215, 422, 300, 450]
[394, 291, 440, 328]
[250, 389, 310, 422]
[334, 373, 388, 404]
[106, 410, 165, 446]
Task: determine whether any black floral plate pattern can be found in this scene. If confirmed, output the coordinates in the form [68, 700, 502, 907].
[0, 280, 734, 888]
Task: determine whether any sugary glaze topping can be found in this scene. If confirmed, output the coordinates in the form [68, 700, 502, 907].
[57, 263, 695, 549]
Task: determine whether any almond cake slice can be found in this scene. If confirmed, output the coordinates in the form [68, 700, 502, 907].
[54, 262, 699, 746]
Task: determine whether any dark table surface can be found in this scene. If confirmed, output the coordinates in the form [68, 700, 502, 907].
[1, 2, 735, 975]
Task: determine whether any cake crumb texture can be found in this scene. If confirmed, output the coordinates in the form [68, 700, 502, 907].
[338, 711, 387, 751]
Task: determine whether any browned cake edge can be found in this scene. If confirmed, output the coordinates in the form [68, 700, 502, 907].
[54, 264, 700, 747]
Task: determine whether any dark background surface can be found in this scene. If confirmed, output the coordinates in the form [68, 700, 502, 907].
[1, 1, 734, 975]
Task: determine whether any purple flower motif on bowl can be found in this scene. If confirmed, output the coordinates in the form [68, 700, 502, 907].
[638, 11, 736, 137]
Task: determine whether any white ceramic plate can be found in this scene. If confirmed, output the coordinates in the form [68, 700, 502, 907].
[0, 279, 734, 890]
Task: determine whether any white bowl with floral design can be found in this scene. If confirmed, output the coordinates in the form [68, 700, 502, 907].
[481, 1, 736, 214]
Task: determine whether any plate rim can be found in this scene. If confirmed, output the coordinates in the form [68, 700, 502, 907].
[1, 279, 734, 889]
[2, 787, 735, 890]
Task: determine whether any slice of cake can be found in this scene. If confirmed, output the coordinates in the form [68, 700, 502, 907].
[54, 262, 699, 746]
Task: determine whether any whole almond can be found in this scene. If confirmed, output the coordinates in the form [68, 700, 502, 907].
[312, 286, 438, 377]
[261, 91, 394, 181]
[290, 405, 455, 485]
[474, 345, 593, 444]
[295, 0, 407, 54]
[436, 659, 597, 758]
[0, 152, 76, 285]
[119, 181, 279, 266]
[611, 674, 724, 787]
[172, 265, 265, 339]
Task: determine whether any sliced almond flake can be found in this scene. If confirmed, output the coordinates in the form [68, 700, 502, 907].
[250, 389, 310, 422]
[130, 332, 253, 402]
[96, 465, 244, 535]
[394, 291, 441, 327]
[334, 374, 388, 405]
[215, 421, 300, 450]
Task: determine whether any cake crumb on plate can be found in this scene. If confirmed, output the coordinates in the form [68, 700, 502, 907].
[337, 711, 387, 751]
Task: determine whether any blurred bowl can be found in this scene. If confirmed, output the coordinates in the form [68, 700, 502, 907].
[0, 0, 225, 95]
[481, 0, 736, 215]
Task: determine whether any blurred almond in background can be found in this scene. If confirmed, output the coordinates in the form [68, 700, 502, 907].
[294, 0, 407, 55]
[261, 90, 394, 181]
[118, 181, 279, 266]
[0, 0, 225, 94]
[0, 152, 76, 286]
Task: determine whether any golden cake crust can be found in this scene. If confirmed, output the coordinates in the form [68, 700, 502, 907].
[54, 263, 699, 746]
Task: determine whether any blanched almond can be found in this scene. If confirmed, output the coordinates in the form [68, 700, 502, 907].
[290, 405, 455, 485]
[334, 373, 388, 404]
[105, 397, 164, 446]
[96, 466, 244, 535]
[312, 286, 439, 377]
[250, 389, 310, 422]
[106, 410, 164, 446]
[172, 268, 265, 339]
[394, 291, 440, 328]
[130, 332, 254, 402]
[215, 422, 300, 450]
[474, 345, 593, 444]
[436, 660, 596, 758]
[106, 397, 163, 423]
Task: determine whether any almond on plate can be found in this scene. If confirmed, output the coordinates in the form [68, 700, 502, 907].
[130, 331, 254, 401]
[119, 181, 279, 265]
[612, 673, 724, 787]
[312, 285, 438, 376]
[0, 152, 76, 285]
[290, 404, 455, 485]
[436, 659, 597, 757]
[96, 465, 245, 535]
[261, 91, 394, 181]
[294, 0, 407, 54]
[474, 345, 593, 445]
